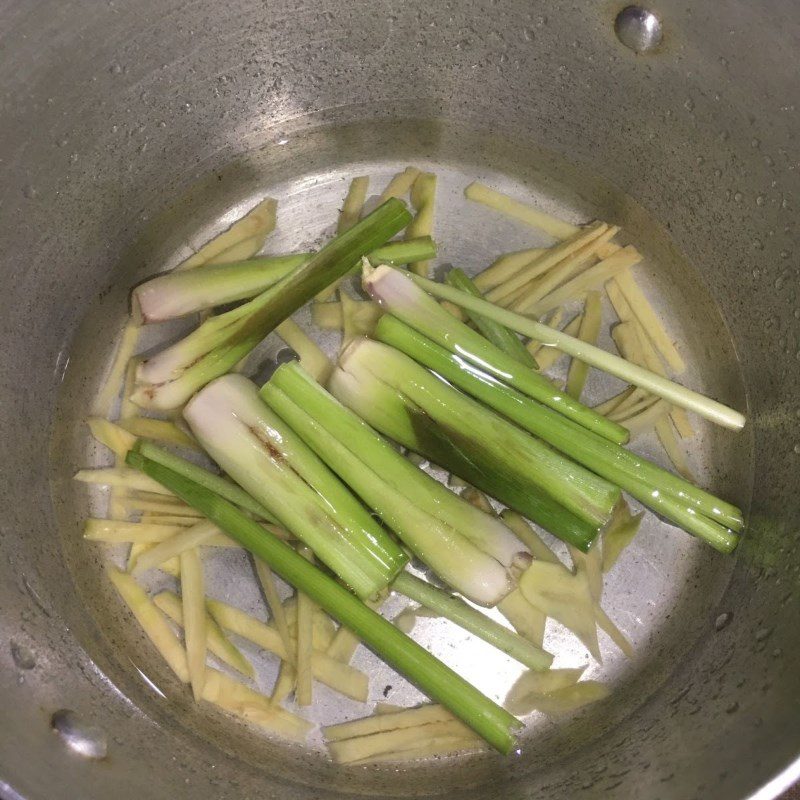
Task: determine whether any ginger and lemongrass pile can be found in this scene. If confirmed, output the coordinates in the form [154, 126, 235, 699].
[78, 167, 745, 763]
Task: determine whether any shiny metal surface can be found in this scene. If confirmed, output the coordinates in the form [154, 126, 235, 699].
[1, 1, 798, 799]
[614, 6, 663, 53]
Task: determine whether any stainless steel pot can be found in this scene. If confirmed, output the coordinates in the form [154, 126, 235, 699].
[1, 1, 798, 798]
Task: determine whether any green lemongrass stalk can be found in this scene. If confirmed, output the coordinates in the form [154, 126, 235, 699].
[134, 441, 276, 522]
[328, 366, 600, 548]
[363, 264, 628, 444]
[266, 361, 528, 570]
[376, 317, 742, 551]
[371, 237, 437, 265]
[392, 572, 552, 672]
[401, 270, 747, 432]
[134, 254, 308, 322]
[134, 239, 436, 324]
[339, 338, 620, 537]
[260, 381, 512, 606]
[125, 451, 521, 753]
[181, 375, 407, 597]
[446, 269, 538, 369]
[131, 200, 411, 410]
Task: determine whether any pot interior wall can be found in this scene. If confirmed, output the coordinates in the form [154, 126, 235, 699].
[0, 2, 798, 800]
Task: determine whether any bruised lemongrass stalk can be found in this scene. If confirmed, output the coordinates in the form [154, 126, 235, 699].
[124, 452, 522, 753]
[327, 366, 601, 550]
[392, 572, 552, 672]
[131, 199, 411, 410]
[363, 264, 629, 444]
[400, 269, 746, 432]
[445, 269, 538, 369]
[180, 375, 407, 599]
[375, 317, 741, 552]
[259, 373, 513, 606]
[134, 441, 276, 522]
[134, 254, 308, 322]
[338, 338, 620, 537]
[135, 240, 436, 324]
[266, 360, 529, 570]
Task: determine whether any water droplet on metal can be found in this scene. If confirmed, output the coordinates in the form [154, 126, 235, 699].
[755, 195, 765, 206]
[614, 6, 663, 53]
[51, 710, 107, 760]
[714, 611, 733, 631]
[10, 640, 36, 670]
[733, 191, 743, 202]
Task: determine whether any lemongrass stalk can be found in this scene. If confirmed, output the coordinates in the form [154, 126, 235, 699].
[401, 270, 746, 431]
[393, 572, 552, 671]
[253, 559, 294, 662]
[376, 317, 742, 548]
[153, 590, 254, 678]
[364, 265, 628, 443]
[139, 238, 436, 323]
[260, 381, 512, 606]
[339, 339, 620, 533]
[134, 441, 275, 522]
[267, 361, 529, 569]
[328, 366, 600, 549]
[533, 313, 583, 372]
[178, 197, 277, 271]
[132, 199, 411, 410]
[135, 255, 308, 322]
[372, 237, 437, 265]
[446, 269, 538, 368]
[182, 376, 407, 597]
[179, 548, 206, 701]
[127, 451, 521, 751]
